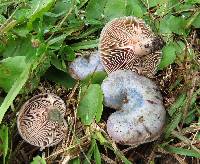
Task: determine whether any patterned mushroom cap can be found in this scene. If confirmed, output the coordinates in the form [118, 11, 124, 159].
[17, 93, 67, 148]
[99, 16, 164, 77]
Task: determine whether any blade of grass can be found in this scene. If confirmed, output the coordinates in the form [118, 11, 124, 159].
[164, 145, 200, 158]
[164, 112, 182, 138]
[70, 39, 99, 50]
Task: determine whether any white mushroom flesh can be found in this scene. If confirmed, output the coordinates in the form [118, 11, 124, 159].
[101, 70, 166, 146]
[69, 51, 105, 80]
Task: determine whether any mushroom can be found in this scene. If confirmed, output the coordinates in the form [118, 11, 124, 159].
[17, 93, 67, 148]
[99, 16, 164, 77]
[101, 70, 166, 146]
[69, 50, 105, 80]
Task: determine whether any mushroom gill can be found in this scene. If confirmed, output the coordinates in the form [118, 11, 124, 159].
[17, 93, 67, 148]
[99, 16, 164, 77]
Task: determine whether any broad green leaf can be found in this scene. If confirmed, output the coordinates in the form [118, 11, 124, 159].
[126, 0, 145, 17]
[53, 0, 72, 15]
[158, 42, 176, 70]
[167, 15, 187, 35]
[13, 9, 30, 23]
[104, 0, 126, 20]
[94, 141, 101, 164]
[81, 71, 107, 85]
[164, 145, 200, 158]
[27, 0, 56, 28]
[77, 84, 103, 125]
[0, 14, 6, 23]
[44, 66, 75, 89]
[159, 16, 172, 34]
[144, 0, 163, 7]
[0, 125, 8, 164]
[70, 158, 81, 164]
[0, 56, 27, 92]
[174, 41, 186, 54]
[64, 46, 76, 62]
[86, 0, 107, 20]
[159, 15, 187, 35]
[12, 25, 30, 37]
[0, 45, 47, 124]
[192, 13, 200, 28]
[71, 39, 99, 50]
[51, 55, 66, 72]
[31, 155, 46, 164]
[2, 37, 36, 58]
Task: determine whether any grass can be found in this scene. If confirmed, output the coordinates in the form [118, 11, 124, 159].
[0, 0, 200, 163]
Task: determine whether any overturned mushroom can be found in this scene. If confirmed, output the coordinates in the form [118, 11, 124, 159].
[17, 93, 67, 148]
[99, 16, 164, 77]
[101, 70, 166, 146]
[69, 50, 105, 80]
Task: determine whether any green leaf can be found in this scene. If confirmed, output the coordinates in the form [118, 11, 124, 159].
[77, 84, 103, 125]
[31, 155, 46, 164]
[94, 141, 101, 164]
[71, 39, 99, 50]
[83, 139, 96, 164]
[167, 15, 187, 35]
[0, 97, 4, 106]
[13, 8, 30, 23]
[164, 112, 182, 138]
[47, 34, 67, 45]
[53, 0, 72, 15]
[159, 16, 172, 34]
[104, 0, 126, 20]
[0, 45, 47, 124]
[144, 0, 162, 7]
[51, 55, 66, 72]
[0, 14, 6, 24]
[192, 13, 200, 28]
[64, 46, 76, 62]
[85, 0, 107, 20]
[186, 0, 200, 4]
[0, 125, 8, 164]
[164, 145, 200, 158]
[0, 56, 27, 92]
[158, 42, 176, 70]
[27, 0, 56, 29]
[70, 158, 81, 164]
[159, 15, 187, 35]
[81, 71, 107, 85]
[168, 94, 186, 116]
[126, 0, 145, 17]
[44, 66, 75, 89]
[2, 37, 36, 58]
